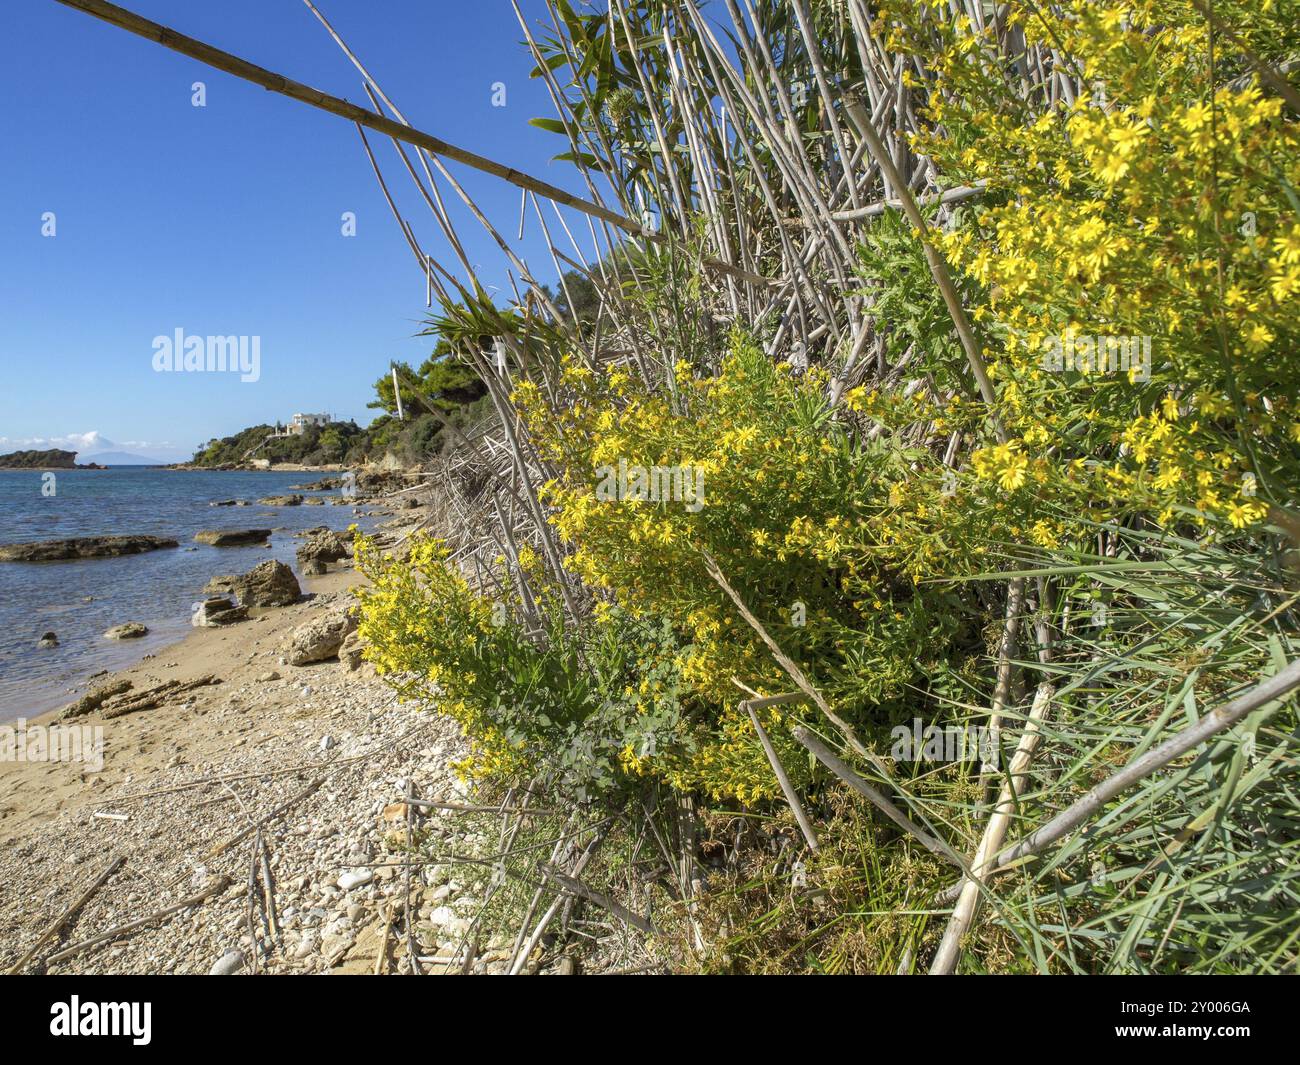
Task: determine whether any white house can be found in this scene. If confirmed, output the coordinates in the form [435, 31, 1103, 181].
[287, 412, 331, 435]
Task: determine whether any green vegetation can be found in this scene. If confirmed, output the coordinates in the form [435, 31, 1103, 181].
[348, 0, 1300, 974]
[191, 420, 368, 467]
[190, 344, 488, 467]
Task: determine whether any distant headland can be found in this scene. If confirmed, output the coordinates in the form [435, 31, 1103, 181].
[0, 449, 105, 470]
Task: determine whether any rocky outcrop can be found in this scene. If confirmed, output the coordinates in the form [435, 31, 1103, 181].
[104, 622, 149, 640]
[296, 529, 350, 568]
[194, 529, 272, 547]
[257, 495, 304, 507]
[353, 470, 418, 499]
[0, 448, 103, 469]
[59, 678, 134, 719]
[60, 675, 220, 721]
[204, 560, 300, 607]
[0, 535, 178, 562]
[192, 597, 249, 627]
[284, 608, 359, 666]
[338, 631, 365, 671]
[37, 632, 59, 648]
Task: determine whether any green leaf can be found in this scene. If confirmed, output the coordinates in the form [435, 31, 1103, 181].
[528, 117, 568, 134]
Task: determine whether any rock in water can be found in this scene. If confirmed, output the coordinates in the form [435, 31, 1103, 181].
[104, 622, 149, 640]
[0, 535, 178, 562]
[192, 597, 249, 627]
[240, 560, 301, 605]
[209, 950, 245, 975]
[296, 529, 350, 567]
[37, 631, 59, 648]
[203, 573, 239, 596]
[284, 608, 359, 665]
[257, 494, 304, 507]
[194, 529, 272, 547]
[205, 560, 300, 607]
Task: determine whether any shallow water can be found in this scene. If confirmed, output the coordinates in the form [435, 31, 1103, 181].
[0, 468, 373, 721]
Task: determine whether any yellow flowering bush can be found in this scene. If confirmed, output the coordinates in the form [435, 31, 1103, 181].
[880, 0, 1299, 532]
[516, 334, 982, 800]
[355, 533, 692, 800]
[356, 0, 1298, 818]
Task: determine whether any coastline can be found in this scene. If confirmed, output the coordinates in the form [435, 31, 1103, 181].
[0, 496, 499, 976]
[0, 465, 420, 723]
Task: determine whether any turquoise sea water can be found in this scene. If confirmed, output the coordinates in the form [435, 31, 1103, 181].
[0, 468, 370, 721]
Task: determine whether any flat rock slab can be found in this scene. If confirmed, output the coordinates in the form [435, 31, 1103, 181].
[194, 529, 273, 547]
[0, 535, 178, 562]
[104, 622, 149, 640]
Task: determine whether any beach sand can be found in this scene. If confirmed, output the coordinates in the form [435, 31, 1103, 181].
[0, 518, 493, 975]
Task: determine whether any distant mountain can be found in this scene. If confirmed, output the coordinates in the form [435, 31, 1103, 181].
[82, 451, 164, 466]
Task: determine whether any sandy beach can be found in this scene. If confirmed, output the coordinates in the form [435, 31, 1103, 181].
[0, 511, 502, 975]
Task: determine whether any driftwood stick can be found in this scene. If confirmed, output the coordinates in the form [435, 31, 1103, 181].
[91, 721, 429, 808]
[259, 836, 280, 945]
[734, 685, 820, 853]
[53, 0, 638, 234]
[54, 0, 773, 288]
[203, 775, 326, 862]
[701, 550, 871, 761]
[92, 763, 326, 806]
[245, 833, 261, 976]
[6, 855, 125, 974]
[374, 902, 395, 976]
[45, 876, 232, 966]
[969, 657, 1300, 877]
[404, 779, 420, 975]
[401, 799, 560, 816]
[510, 832, 602, 975]
[792, 726, 965, 868]
[538, 864, 657, 935]
[930, 682, 1054, 975]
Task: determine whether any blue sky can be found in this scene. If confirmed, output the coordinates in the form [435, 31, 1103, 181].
[0, 0, 587, 461]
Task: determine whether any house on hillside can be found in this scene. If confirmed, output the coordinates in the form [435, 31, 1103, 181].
[287, 412, 331, 435]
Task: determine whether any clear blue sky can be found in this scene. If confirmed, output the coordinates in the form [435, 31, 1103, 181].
[0, 0, 583, 461]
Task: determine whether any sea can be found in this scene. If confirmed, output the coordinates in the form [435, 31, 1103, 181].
[0, 467, 376, 722]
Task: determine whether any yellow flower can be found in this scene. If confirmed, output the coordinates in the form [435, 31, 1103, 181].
[998, 454, 1028, 491]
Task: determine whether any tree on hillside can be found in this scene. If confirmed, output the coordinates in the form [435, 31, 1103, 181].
[540, 268, 601, 333]
[368, 337, 486, 419]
